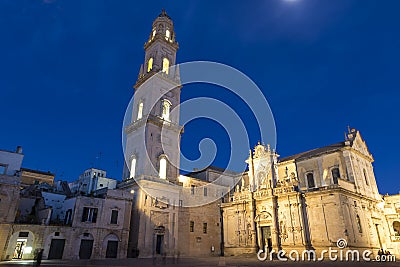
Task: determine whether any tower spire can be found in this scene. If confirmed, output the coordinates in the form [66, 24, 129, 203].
[135, 9, 179, 89]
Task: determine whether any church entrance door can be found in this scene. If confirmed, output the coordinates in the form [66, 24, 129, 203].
[261, 226, 272, 253]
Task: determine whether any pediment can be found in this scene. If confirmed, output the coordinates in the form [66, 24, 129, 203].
[350, 131, 373, 160]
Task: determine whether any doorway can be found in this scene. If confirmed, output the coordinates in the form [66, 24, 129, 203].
[79, 240, 94, 259]
[106, 241, 118, 258]
[48, 239, 65, 259]
[155, 234, 164, 255]
[261, 226, 272, 253]
[13, 240, 26, 259]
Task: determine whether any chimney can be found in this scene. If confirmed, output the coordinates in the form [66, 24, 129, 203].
[16, 146, 23, 154]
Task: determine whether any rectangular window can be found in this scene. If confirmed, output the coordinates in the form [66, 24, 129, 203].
[0, 164, 7, 174]
[18, 232, 29, 237]
[191, 185, 195, 195]
[203, 223, 207, 234]
[204, 187, 208, 197]
[190, 221, 194, 232]
[81, 207, 98, 223]
[110, 210, 118, 224]
[159, 158, 167, 179]
[306, 173, 315, 188]
[332, 168, 340, 185]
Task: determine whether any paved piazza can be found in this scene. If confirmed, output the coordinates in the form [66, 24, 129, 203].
[0, 256, 397, 267]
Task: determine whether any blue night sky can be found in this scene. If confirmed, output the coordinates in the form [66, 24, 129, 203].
[1, 0, 399, 194]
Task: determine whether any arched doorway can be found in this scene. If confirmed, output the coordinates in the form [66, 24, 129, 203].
[255, 212, 274, 253]
[5, 230, 35, 260]
[46, 232, 66, 259]
[103, 234, 119, 258]
[78, 233, 94, 259]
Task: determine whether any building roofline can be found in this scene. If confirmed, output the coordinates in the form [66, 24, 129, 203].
[279, 142, 346, 162]
[21, 168, 55, 176]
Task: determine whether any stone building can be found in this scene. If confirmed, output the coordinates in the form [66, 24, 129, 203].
[383, 194, 400, 254]
[1, 185, 133, 260]
[119, 10, 238, 258]
[20, 168, 55, 187]
[0, 149, 133, 261]
[2, 9, 400, 262]
[119, 10, 400, 259]
[69, 168, 118, 195]
[222, 128, 400, 258]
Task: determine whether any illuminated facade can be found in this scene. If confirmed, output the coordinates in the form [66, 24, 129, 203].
[222, 129, 400, 257]
[120, 10, 400, 259]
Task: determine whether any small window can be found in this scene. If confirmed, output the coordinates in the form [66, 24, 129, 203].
[137, 101, 144, 120]
[130, 156, 137, 179]
[0, 164, 7, 174]
[162, 58, 169, 74]
[147, 57, 153, 73]
[363, 169, 369, 186]
[393, 221, 400, 236]
[64, 209, 73, 224]
[165, 29, 170, 40]
[332, 168, 340, 185]
[356, 215, 362, 233]
[152, 29, 156, 38]
[203, 223, 207, 234]
[191, 185, 195, 195]
[110, 210, 118, 224]
[18, 232, 29, 238]
[306, 173, 315, 188]
[55, 232, 60, 236]
[190, 221, 194, 232]
[161, 99, 171, 121]
[159, 157, 167, 179]
[81, 207, 98, 223]
[204, 187, 208, 197]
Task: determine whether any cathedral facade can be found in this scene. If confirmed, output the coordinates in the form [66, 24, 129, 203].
[222, 129, 395, 257]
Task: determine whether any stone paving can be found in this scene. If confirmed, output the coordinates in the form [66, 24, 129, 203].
[0, 256, 398, 267]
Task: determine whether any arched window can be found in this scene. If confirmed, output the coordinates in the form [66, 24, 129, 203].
[332, 167, 340, 185]
[393, 221, 400, 236]
[152, 29, 156, 39]
[159, 156, 167, 179]
[306, 173, 315, 188]
[356, 214, 362, 233]
[147, 57, 153, 73]
[363, 169, 369, 186]
[165, 29, 171, 40]
[137, 101, 144, 120]
[161, 99, 171, 121]
[162, 58, 169, 74]
[130, 156, 136, 179]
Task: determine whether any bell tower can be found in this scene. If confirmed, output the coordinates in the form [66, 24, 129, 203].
[123, 9, 182, 183]
[137, 9, 179, 85]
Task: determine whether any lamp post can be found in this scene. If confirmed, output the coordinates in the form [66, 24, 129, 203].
[219, 198, 224, 256]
